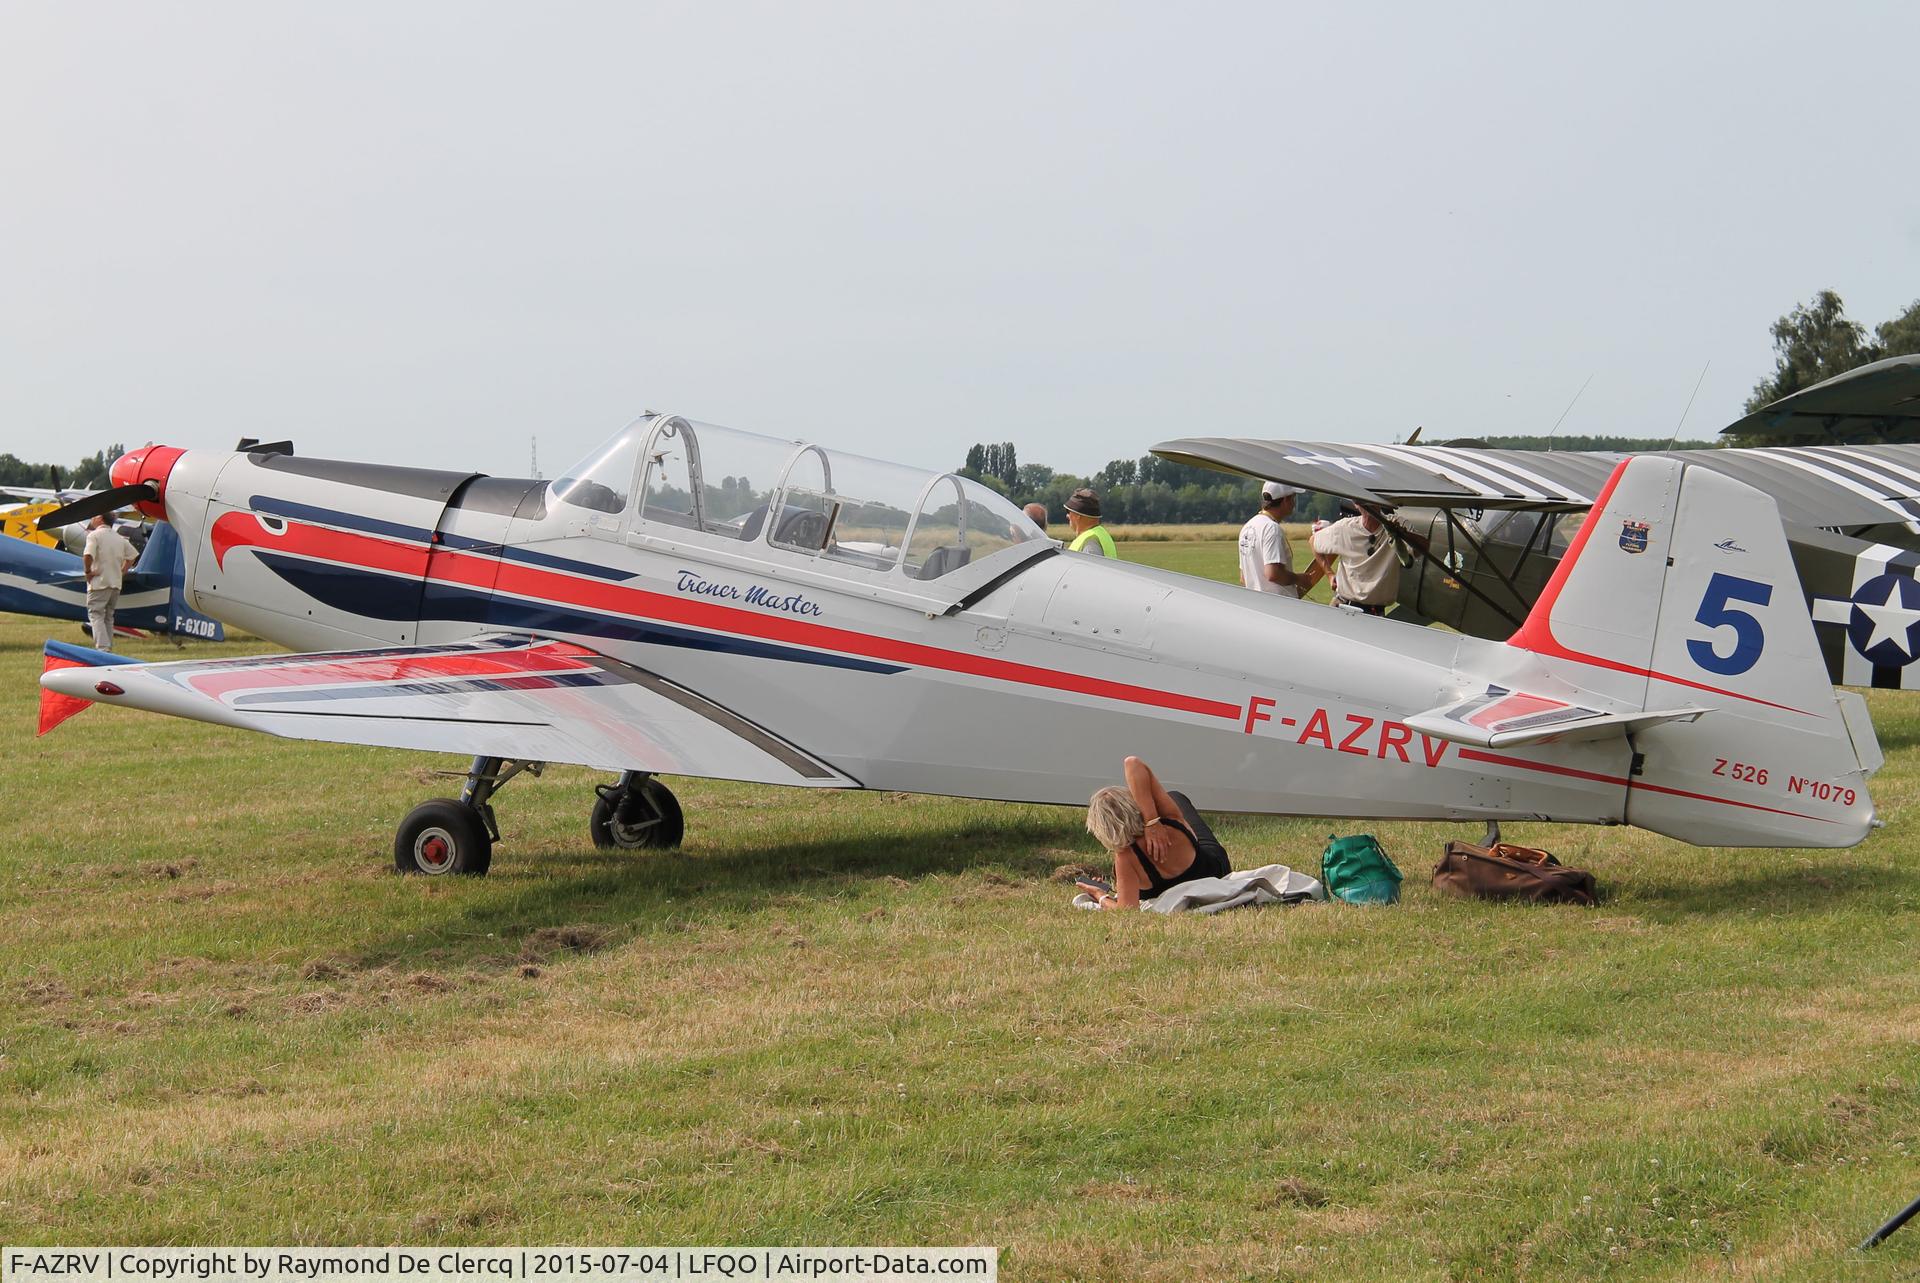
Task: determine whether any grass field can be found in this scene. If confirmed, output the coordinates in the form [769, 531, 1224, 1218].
[5, 538, 1920, 1280]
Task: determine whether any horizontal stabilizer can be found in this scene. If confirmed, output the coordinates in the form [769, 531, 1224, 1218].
[1404, 686, 1704, 749]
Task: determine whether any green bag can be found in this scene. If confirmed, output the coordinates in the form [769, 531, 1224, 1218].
[1320, 833, 1403, 905]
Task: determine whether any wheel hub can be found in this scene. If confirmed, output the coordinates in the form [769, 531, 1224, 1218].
[414, 827, 456, 874]
[611, 796, 659, 845]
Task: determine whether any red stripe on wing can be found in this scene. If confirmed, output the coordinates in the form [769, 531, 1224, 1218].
[185, 639, 597, 701]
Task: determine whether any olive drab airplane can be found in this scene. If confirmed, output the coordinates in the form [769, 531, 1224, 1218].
[1155, 355, 1920, 691]
[34, 416, 1882, 876]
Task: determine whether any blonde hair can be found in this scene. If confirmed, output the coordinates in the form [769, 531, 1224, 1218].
[1086, 786, 1145, 851]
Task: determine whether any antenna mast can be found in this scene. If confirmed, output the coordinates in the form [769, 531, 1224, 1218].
[1546, 373, 1596, 449]
[1666, 362, 1711, 451]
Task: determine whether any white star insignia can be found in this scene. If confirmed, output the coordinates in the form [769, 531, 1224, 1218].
[1854, 577, 1920, 658]
[1283, 453, 1380, 475]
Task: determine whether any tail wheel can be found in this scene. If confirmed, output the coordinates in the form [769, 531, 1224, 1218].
[590, 779, 685, 851]
[395, 799, 493, 876]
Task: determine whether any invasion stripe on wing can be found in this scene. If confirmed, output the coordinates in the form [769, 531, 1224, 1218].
[1768, 451, 1920, 523]
[1368, 444, 1549, 500]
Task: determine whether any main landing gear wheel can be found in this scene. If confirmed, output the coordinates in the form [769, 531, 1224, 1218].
[391, 756, 542, 877]
[395, 799, 493, 876]
[590, 774, 685, 851]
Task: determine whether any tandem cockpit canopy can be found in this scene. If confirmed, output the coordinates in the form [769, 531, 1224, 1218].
[549, 415, 1047, 581]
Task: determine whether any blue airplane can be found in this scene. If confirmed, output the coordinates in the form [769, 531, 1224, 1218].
[0, 521, 224, 642]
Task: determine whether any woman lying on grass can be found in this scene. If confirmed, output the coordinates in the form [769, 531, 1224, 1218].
[1080, 756, 1232, 909]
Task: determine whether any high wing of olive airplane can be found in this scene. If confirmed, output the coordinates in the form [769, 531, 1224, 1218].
[0, 521, 224, 642]
[34, 416, 1882, 876]
[1155, 355, 1920, 691]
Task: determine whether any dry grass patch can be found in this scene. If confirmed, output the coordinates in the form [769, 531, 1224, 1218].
[519, 924, 615, 961]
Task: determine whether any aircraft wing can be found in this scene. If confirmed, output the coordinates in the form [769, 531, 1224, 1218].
[1404, 687, 1704, 750]
[39, 636, 857, 787]
[1721, 354, 1920, 442]
[0, 486, 98, 505]
[1151, 437, 1920, 528]
[1152, 438, 1606, 510]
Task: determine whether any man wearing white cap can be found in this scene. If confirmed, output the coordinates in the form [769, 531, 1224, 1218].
[1237, 481, 1320, 598]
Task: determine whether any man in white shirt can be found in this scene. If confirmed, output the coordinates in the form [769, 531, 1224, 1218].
[1237, 482, 1321, 598]
[82, 514, 139, 650]
[1308, 502, 1428, 615]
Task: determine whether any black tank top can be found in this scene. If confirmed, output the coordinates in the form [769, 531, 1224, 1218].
[1127, 792, 1232, 898]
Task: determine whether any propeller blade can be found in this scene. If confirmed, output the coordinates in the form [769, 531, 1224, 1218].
[35, 483, 157, 531]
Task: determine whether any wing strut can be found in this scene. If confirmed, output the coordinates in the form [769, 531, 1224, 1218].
[1450, 505, 1563, 619]
[1399, 509, 1532, 631]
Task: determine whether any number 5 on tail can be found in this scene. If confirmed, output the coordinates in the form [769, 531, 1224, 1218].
[1689, 572, 1771, 676]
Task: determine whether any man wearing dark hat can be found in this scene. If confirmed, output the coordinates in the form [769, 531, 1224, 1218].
[1064, 487, 1116, 558]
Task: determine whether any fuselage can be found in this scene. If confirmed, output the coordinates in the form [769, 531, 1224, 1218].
[153, 443, 1639, 827]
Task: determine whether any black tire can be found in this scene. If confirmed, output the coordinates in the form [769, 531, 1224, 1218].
[590, 779, 685, 851]
[394, 799, 493, 876]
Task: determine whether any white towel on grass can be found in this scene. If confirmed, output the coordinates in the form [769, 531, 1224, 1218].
[1072, 863, 1326, 914]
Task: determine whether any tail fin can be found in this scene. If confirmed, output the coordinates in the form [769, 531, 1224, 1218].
[1510, 456, 1877, 847]
[136, 523, 225, 642]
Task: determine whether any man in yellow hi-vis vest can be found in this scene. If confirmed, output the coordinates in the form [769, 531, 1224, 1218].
[1065, 488, 1116, 557]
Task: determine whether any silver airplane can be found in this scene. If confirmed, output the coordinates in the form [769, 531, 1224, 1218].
[34, 416, 1881, 875]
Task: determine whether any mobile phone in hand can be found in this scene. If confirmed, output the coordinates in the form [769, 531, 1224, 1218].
[1076, 877, 1113, 896]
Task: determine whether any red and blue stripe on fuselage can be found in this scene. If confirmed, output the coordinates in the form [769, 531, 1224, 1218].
[210, 501, 1244, 723]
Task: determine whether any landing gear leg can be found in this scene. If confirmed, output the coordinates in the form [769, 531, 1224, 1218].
[1481, 820, 1502, 848]
[392, 756, 544, 876]
[590, 772, 685, 851]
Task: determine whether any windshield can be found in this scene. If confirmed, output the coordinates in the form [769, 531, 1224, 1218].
[552, 423, 643, 514]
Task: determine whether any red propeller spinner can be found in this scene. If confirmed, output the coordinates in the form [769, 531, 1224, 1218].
[109, 445, 185, 519]
[35, 444, 186, 531]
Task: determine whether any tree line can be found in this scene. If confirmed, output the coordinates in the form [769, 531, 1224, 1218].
[0, 445, 124, 492]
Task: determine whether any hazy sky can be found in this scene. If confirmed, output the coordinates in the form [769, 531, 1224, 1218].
[4, 2, 1917, 481]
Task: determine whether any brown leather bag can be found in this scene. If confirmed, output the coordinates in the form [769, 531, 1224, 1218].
[1432, 840, 1598, 905]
